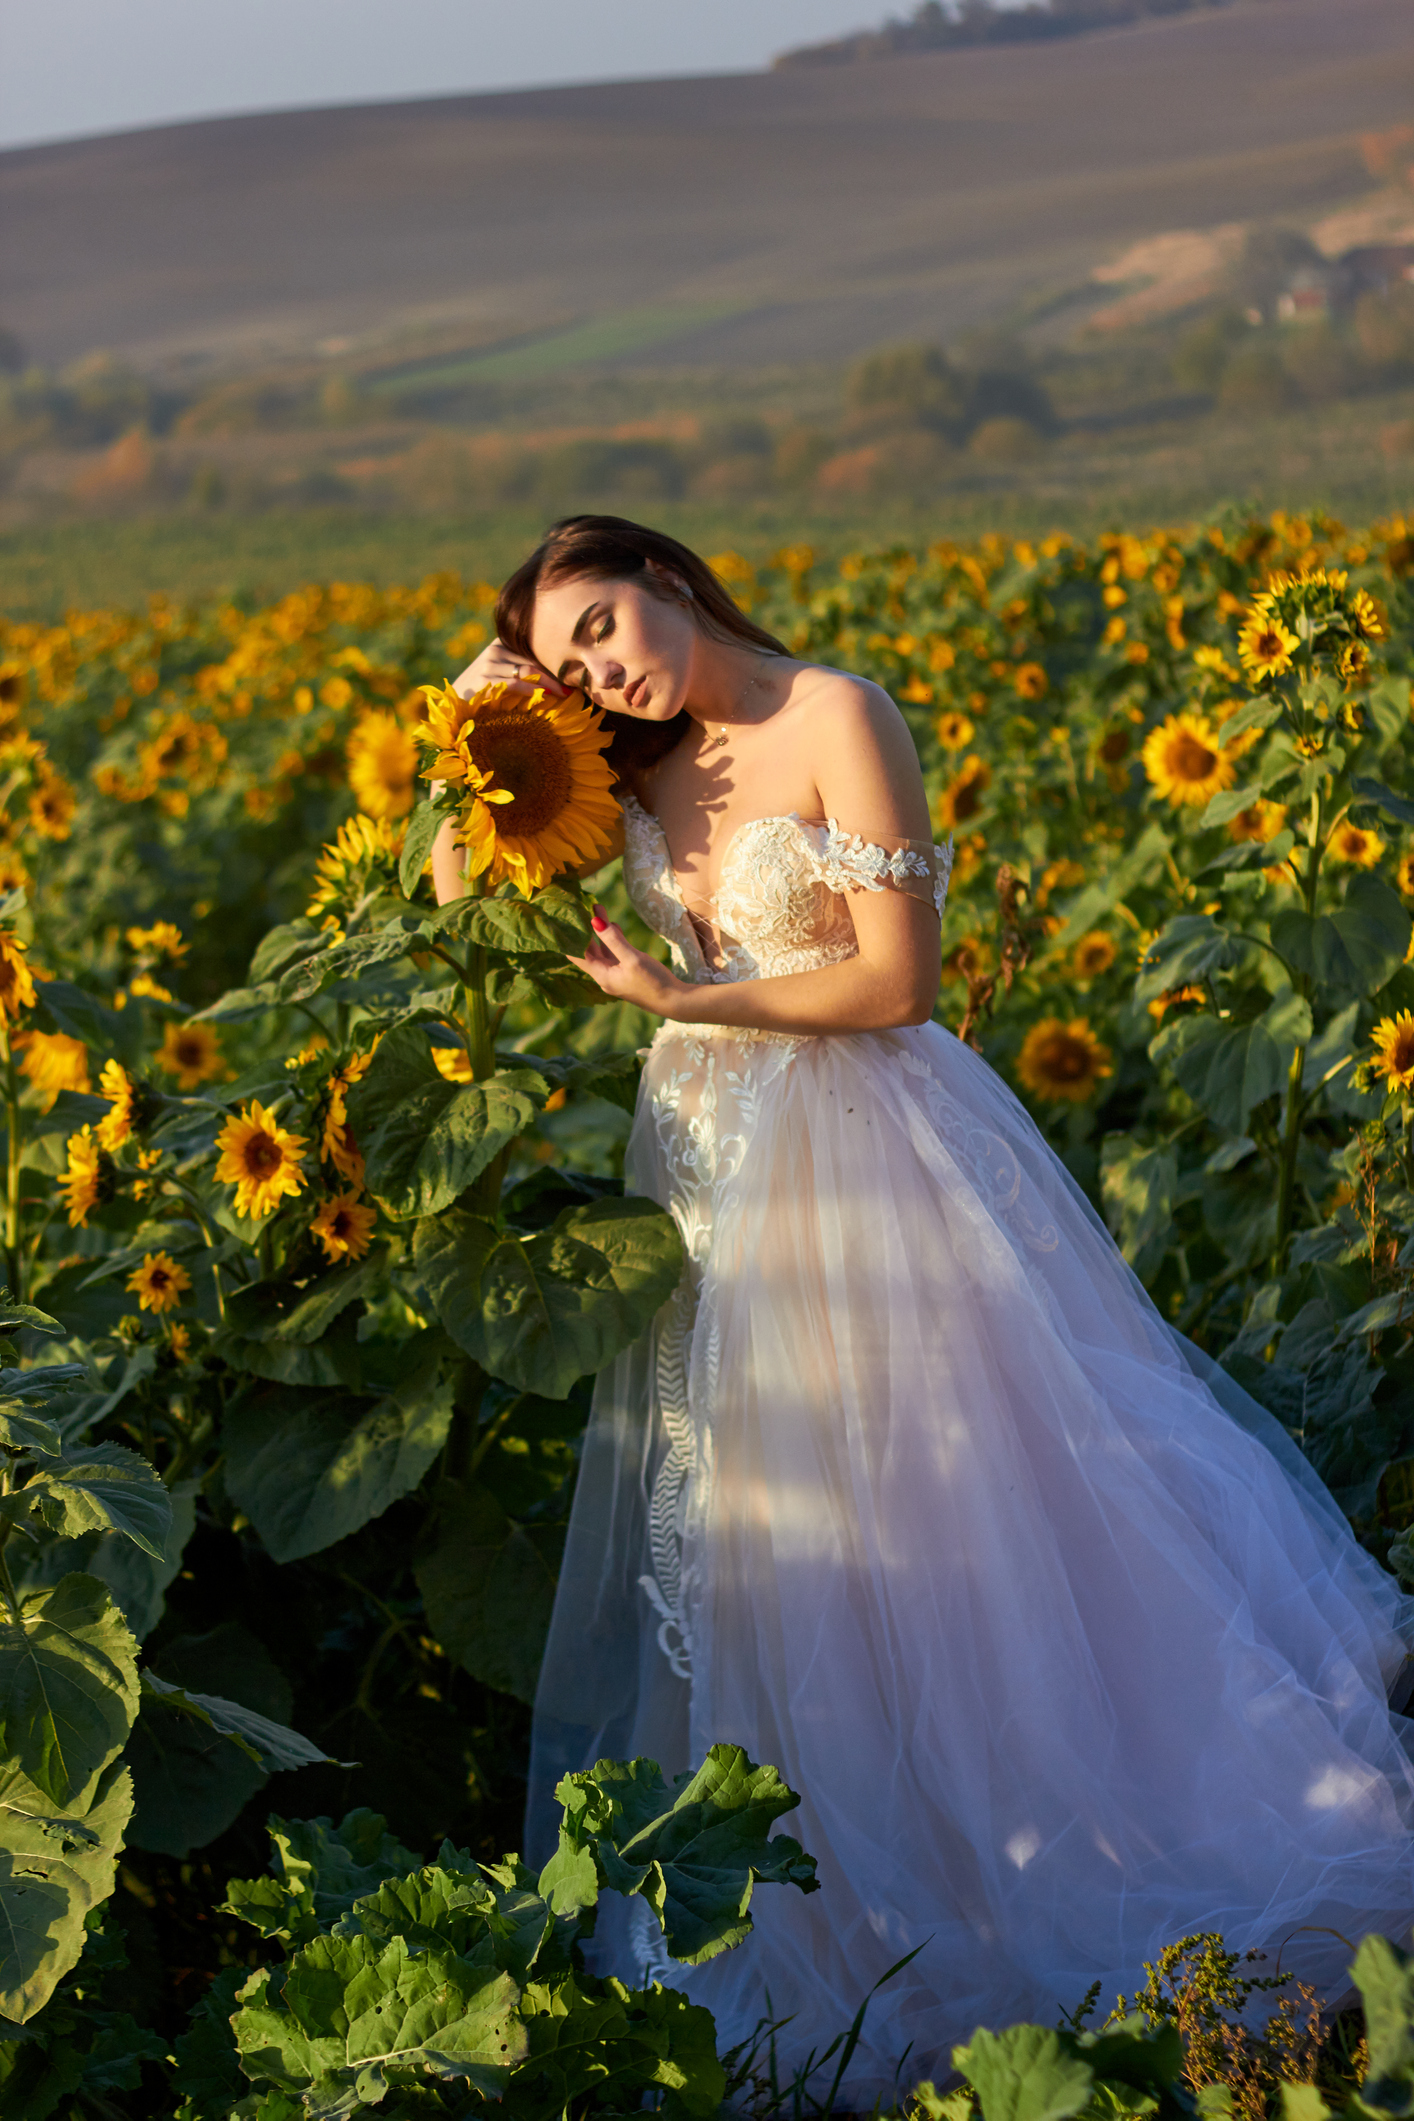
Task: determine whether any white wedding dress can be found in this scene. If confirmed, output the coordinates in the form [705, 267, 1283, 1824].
[528, 791, 1414, 2099]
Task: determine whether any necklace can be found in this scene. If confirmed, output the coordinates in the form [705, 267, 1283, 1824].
[705, 650, 774, 750]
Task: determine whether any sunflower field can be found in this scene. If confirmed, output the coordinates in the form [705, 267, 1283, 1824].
[6, 510, 1414, 2113]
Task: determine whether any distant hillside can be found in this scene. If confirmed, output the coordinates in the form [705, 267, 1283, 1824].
[0, 0, 1410, 380]
[775, 0, 1243, 70]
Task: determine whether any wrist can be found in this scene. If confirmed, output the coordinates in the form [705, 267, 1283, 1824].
[664, 981, 716, 1025]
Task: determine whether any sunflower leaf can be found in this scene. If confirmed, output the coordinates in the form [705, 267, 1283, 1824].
[10, 1443, 172, 1558]
[345, 1023, 545, 1218]
[0, 1574, 140, 1809]
[414, 1196, 684, 1398]
[1271, 873, 1411, 997]
[398, 798, 446, 898]
[434, 892, 592, 956]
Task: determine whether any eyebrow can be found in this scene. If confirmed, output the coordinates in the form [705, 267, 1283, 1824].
[554, 601, 603, 682]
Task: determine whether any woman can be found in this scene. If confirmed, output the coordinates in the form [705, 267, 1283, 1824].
[442, 516, 1414, 2097]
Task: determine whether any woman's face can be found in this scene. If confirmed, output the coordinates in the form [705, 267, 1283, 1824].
[528, 566, 698, 723]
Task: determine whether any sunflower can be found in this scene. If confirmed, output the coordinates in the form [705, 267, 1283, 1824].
[59, 1126, 105, 1226]
[1014, 663, 1048, 700]
[1328, 822, 1386, 868]
[215, 1100, 308, 1219]
[1337, 640, 1372, 686]
[1351, 588, 1387, 640]
[138, 713, 227, 789]
[347, 710, 420, 820]
[934, 712, 976, 752]
[28, 768, 76, 841]
[1371, 1012, 1414, 1094]
[935, 755, 992, 831]
[1192, 645, 1241, 683]
[310, 1192, 378, 1264]
[125, 974, 175, 1005]
[127, 921, 188, 960]
[96, 1058, 138, 1152]
[1072, 932, 1117, 979]
[1237, 611, 1299, 681]
[1147, 984, 1207, 1024]
[1396, 852, 1414, 903]
[1228, 799, 1288, 845]
[306, 812, 406, 919]
[126, 1250, 191, 1314]
[0, 931, 36, 1024]
[1016, 1017, 1113, 1104]
[18, 1030, 89, 1109]
[1141, 713, 1236, 809]
[1098, 727, 1130, 765]
[420, 678, 621, 895]
[158, 1019, 223, 1090]
[167, 1323, 192, 1362]
[321, 1050, 375, 1185]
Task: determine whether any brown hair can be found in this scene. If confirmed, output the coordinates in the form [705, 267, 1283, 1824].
[494, 515, 789, 781]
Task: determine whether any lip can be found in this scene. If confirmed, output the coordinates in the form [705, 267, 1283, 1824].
[624, 675, 648, 710]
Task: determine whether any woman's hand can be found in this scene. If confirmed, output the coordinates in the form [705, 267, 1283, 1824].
[453, 636, 573, 699]
[566, 907, 693, 1020]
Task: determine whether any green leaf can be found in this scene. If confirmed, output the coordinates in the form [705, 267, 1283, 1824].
[31, 981, 139, 1066]
[399, 798, 445, 898]
[1352, 1931, 1414, 2118]
[0, 1758, 133, 2022]
[220, 1250, 387, 1346]
[0, 1411, 62, 1456]
[224, 1810, 420, 1948]
[90, 1477, 198, 1641]
[1352, 775, 1414, 830]
[1050, 825, 1169, 951]
[140, 1671, 349, 1774]
[16, 1443, 171, 1559]
[279, 915, 432, 1004]
[222, 1352, 454, 1563]
[1300, 1350, 1399, 1521]
[540, 1744, 819, 1964]
[1271, 874, 1412, 997]
[1133, 915, 1247, 1005]
[415, 1481, 561, 1705]
[416, 1196, 684, 1399]
[1099, 1138, 1175, 1278]
[1202, 782, 1267, 828]
[1150, 990, 1310, 1136]
[952, 2024, 1096, 2121]
[126, 1622, 292, 1857]
[436, 885, 593, 956]
[231, 1934, 526, 2111]
[0, 1298, 61, 1338]
[531, 1049, 643, 1118]
[1280, 2086, 1334, 2121]
[346, 1025, 545, 1219]
[249, 918, 328, 986]
[0, 1574, 138, 1809]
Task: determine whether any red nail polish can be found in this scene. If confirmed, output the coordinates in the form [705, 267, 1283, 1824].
[591, 913, 608, 932]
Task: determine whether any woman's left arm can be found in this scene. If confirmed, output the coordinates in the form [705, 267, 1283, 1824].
[568, 681, 943, 1035]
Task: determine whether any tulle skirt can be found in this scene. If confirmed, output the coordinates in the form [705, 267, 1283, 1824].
[527, 1018, 1414, 2099]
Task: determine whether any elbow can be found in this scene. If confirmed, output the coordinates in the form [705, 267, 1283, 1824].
[877, 974, 940, 1030]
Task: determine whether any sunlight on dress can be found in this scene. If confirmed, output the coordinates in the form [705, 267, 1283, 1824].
[528, 792, 1414, 2101]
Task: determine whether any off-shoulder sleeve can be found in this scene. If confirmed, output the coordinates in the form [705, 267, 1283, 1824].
[808, 820, 954, 918]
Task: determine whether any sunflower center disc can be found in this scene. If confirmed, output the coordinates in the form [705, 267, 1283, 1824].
[470, 715, 574, 837]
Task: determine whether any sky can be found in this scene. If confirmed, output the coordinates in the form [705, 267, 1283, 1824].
[1, 0, 892, 152]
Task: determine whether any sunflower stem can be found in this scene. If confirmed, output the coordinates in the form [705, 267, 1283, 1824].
[1272, 784, 1325, 1271]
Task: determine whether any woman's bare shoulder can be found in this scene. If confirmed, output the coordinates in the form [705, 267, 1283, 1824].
[786, 664, 931, 835]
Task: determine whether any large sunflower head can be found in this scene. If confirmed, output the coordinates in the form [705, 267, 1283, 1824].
[214, 1099, 308, 1219]
[420, 678, 620, 895]
[1237, 611, 1299, 681]
[158, 1019, 223, 1090]
[1372, 1012, 1414, 1094]
[347, 710, 420, 820]
[1141, 713, 1235, 809]
[1016, 1017, 1113, 1104]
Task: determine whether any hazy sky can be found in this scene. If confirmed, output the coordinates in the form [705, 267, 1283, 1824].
[2, 1, 890, 152]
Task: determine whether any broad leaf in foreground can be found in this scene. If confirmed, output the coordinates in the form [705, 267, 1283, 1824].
[539, 1744, 819, 1964]
[0, 1574, 138, 1808]
[414, 1480, 561, 1705]
[346, 1024, 546, 1218]
[0, 1758, 133, 2021]
[222, 1352, 454, 1563]
[416, 1196, 684, 1399]
[225, 1809, 421, 1947]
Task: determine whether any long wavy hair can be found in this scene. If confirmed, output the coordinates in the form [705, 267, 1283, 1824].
[494, 515, 788, 780]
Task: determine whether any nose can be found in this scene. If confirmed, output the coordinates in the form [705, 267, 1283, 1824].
[580, 652, 626, 706]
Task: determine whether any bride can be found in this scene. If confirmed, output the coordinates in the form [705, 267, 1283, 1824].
[440, 515, 1414, 2097]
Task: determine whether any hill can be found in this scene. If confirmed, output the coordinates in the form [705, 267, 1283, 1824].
[2, 0, 1412, 379]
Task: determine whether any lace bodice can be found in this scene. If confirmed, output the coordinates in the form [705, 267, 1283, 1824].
[620, 792, 953, 985]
